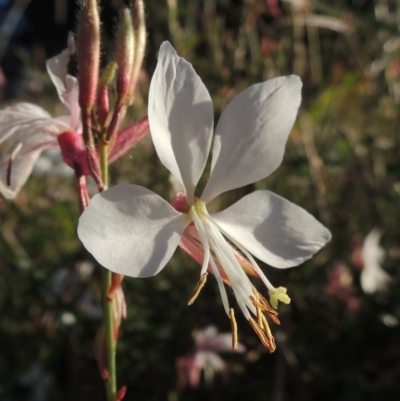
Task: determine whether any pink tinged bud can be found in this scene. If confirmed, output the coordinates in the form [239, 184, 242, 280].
[75, 171, 90, 213]
[108, 115, 149, 162]
[116, 386, 127, 401]
[98, 86, 110, 126]
[130, 0, 146, 96]
[58, 131, 86, 169]
[116, 8, 135, 106]
[111, 285, 127, 341]
[78, 0, 100, 111]
[77, 0, 103, 190]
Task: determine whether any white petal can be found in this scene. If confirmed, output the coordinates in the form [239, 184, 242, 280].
[0, 138, 56, 199]
[0, 103, 68, 144]
[212, 190, 331, 268]
[148, 41, 214, 203]
[78, 184, 191, 277]
[360, 265, 391, 294]
[0, 103, 68, 198]
[362, 229, 384, 265]
[201, 76, 302, 203]
[46, 33, 81, 129]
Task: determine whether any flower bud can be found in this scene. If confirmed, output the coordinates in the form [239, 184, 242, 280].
[107, 273, 124, 300]
[57, 131, 89, 174]
[77, 0, 100, 111]
[112, 285, 127, 341]
[116, 386, 127, 401]
[130, 0, 146, 98]
[98, 62, 117, 126]
[116, 8, 135, 106]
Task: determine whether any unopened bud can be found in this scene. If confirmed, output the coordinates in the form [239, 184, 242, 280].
[116, 386, 127, 401]
[108, 273, 124, 300]
[101, 61, 118, 87]
[78, 0, 100, 110]
[57, 131, 89, 175]
[130, 0, 146, 98]
[116, 8, 135, 105]
[112, 286, 127, 341]
[98, 63, 117, 126]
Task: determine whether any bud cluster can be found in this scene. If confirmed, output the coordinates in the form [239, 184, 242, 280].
[77, 0, 147, 191]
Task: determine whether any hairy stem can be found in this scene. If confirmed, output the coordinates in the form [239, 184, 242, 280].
[99, 138, 117, 401]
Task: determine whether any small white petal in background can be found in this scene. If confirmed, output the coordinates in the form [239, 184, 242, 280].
[176, 326, 245, 388]
[360, 229, 391, 294]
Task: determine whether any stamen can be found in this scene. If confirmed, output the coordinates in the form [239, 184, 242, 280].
[187, 272, 208, 305]
[248, 317, 276, 353]
[206, 222, 256, 315]
[189, 206, 210, 276]
[206, 216, 275, 290]
[250, 291, 280, 325]
[260, 313, 275, 349]
[252, 287, 263, 328]
[208, 255, 230, 315]
[229, 308, 238, 350]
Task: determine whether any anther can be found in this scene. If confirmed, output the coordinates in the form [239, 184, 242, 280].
[248, 317, 276, 352]
[187, 272, 208, 305]
[229, 308, 238, 350]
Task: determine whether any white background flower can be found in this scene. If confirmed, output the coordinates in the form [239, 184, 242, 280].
[0, 34, 81, 199]
[360, 229, 391, 294]
[176, 326, 245, 388]
[78, 41, 331, 345]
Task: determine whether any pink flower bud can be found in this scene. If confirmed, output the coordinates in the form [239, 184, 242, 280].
[116, 386, 127, 401]
[112, 285, 127, 341]
[57, 131, 88, 172]
[77, 0, 101, 111]
[107, 273, 124, 300]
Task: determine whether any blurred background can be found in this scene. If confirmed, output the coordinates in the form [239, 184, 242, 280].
[0, 0, 399, 400]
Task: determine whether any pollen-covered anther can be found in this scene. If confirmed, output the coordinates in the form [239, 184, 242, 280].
[248, 288, 279, 352]
[187, 272, 208, 305]
[251, 287, 280, 325]
[229, 308, 238, 350]
[248, 317, 276, 353]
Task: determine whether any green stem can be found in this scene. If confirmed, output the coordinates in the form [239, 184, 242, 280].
[99, 137, 117, 401]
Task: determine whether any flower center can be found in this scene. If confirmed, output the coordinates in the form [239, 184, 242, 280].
[186, 198, 290, 352]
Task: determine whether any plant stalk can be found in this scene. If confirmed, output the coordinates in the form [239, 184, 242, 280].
[99, 138, 117, 401]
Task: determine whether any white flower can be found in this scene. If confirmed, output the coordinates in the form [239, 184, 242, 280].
[177, 326, 245, 388]
[78, 41, 331, 349]
[0, 34, 81, 199]
[360, 229, 391, 294]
